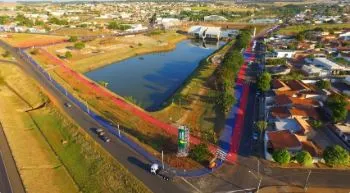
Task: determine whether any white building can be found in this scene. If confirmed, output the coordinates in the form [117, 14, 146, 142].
[188, 26, 221, 40]
[125, 24, 148, 33]
[273, 50, 296, 58]
[204, 15, 227, 22]
[313, 57, 349, 75]
[156, 18, 180, 29]
[344, 76, 350, 86]
[339, 31, 350, 41]
[301, 64, 329, 77]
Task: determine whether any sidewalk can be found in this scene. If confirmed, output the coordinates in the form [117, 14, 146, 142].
[259, 186, 350, 193]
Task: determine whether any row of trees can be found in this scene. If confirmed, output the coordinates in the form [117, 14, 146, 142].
[108, 21, 131, 30]
[273, 145, 349, 167]
[216, 30, 251, 112]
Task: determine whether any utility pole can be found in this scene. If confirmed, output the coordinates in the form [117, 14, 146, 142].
[304, 170, 312, 192]
[161, 150, 164, 169]
[257, 159, 260, 176]
[117, 124, 121, 137]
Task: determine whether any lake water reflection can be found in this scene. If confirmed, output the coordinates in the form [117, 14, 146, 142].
[85, 39, 225, 110]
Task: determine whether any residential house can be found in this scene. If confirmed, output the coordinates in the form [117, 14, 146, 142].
[267, 130, 302, 153]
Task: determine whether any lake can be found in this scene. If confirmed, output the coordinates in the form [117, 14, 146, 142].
[85, 39, 225, 111]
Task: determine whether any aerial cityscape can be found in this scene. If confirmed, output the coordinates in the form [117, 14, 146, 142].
[0, 0, 349, 193]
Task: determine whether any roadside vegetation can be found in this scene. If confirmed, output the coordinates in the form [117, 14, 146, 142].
[278, 23, 350, 35]
[0, 64, 78, 193]
[216, 29, 251, 112]
[0, 62, 151, 192]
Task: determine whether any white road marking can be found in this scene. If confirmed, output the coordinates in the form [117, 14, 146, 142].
[216, 188, 255, 193]
[180, 177, 202, 193]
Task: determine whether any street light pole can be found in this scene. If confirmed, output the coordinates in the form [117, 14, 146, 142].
[304, 170, 312, 192]
[249, 171, 263, 193]
[257, 177, 262, 193]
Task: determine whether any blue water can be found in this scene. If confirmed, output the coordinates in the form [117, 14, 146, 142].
[85, 39, 225, 110]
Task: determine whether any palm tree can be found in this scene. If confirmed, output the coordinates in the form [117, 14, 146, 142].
[256, 120, 267, 140]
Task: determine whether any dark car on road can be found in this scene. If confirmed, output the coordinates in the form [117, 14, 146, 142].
[100, 135, 111, 143]
[64, 102, 72, 108]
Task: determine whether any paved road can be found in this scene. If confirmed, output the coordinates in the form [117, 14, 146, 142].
[0, 123, 26, 193]
[0, 41, 193, 193]
[0, 153, 12, 193]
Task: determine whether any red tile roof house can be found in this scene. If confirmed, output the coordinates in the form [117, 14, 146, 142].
[266, 130, 302, 155]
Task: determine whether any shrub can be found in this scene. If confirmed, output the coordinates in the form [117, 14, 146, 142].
[272, 149, 291, 164]
[74, 42, 85, 50]
[323, 145, 349, 167]
[30, 49, 39, 55]
[2, 50, 10, 58]
[68, 36, 78, 42]
[65, 51, 72, 59]
[189, 143, 212, 163]
[296, 151, 313, 166]
[316, 80, 331, 90]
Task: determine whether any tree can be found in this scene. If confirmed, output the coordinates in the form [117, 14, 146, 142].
[326, 94, 349, 123]
[256, 120, 267, 139]
[296, 151, 313, 166]
[0, 16, 10, 24]
[217, 91, 236, 113]
[189, 143, 212, 163]
[65, 51, 72, 59]
[310, 120, 323, 129]
[316, 80, 331, 90]
[296, 33, 305, 41]
[149, 13, 157, 26]
[74, 42, 85, 50]
[1, 51, 10, 58]
[323, 145, 349, 167]
[257, 71, 271, 92]
[108, 21, 131, 30]
[272, 149, 291, 164]
[68, 36, 78, 42]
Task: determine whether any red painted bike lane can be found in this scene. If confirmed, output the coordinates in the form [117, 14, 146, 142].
[226, 44, 255, 163]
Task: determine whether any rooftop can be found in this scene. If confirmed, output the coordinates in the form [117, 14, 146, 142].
[270, 106, 291, 119]
[275, 95, 293, 106]
[268, 130, 302, 150]
[275, 119, 301, 133]
[286, 80, 310, 91]
[313, 57, 345, 70]
[289, 106, 320, 120]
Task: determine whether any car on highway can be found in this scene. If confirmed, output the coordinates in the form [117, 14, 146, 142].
[64, 102, 72, 108]
[100, 135, 111, 143]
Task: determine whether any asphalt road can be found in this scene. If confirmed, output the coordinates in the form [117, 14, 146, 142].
[0, 153, 12, 193]
[0, 41, 192, 193]
[0, 123, 25, 193]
